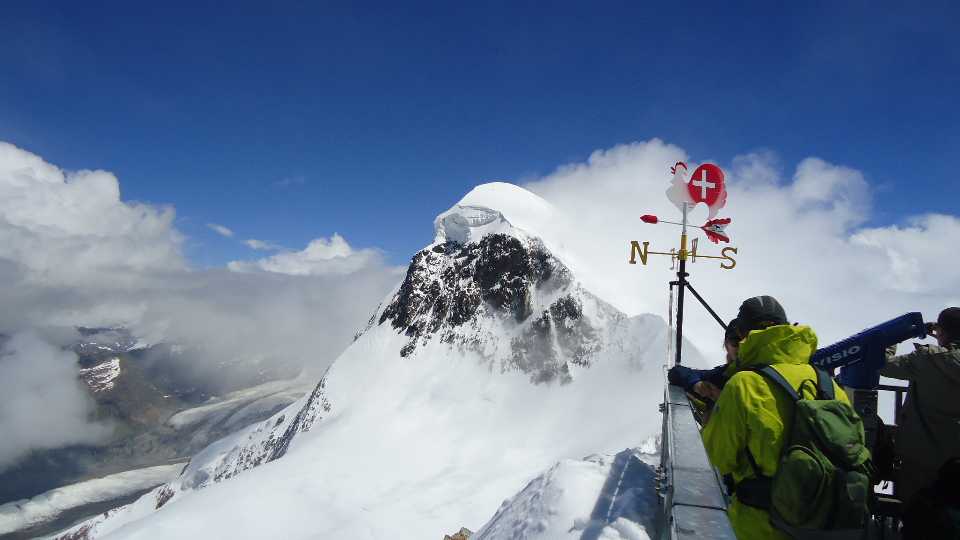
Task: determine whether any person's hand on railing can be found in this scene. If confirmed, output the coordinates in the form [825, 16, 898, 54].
[693, 381, 722, 401]
[668, 365, 700, 389]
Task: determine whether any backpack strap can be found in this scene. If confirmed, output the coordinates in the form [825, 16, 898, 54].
[756, 366, 836, 401]
[735, 448, 773, 510]
[755, 366, 800, 402]
[814, 368, 835, 400]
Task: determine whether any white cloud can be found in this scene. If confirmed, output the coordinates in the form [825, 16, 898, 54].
[244, 239, 282, 251]
[0, 332, 112, 470]
[0, 142, 185, 290]
[790, 157, 870, 228]
[851, 214, 960, 296]
[0, 142, 401, 469]
[207, 223, 234, 238]
[228, 234, 383, 276]
[522, 139, 959, 362]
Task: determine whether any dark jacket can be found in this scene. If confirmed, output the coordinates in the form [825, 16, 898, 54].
[667, 364, 727, 392]
[881, 341, 960, 503]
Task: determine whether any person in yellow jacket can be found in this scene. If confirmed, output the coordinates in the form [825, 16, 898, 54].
[701, 296, 851, 540]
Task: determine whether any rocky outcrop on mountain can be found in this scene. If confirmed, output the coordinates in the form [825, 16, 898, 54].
[443, 527, 473, 540]
[209, 377, 331, 484]
[373, 215, 617, 384]
[171, 375, 331, 494]
[380, 233, 569, 345]
[79, 357, 122, 393]
[74, 327, 144, 357]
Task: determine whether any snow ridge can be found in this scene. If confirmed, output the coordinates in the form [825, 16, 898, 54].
[52, 377, 332, 539]
[182, 375, 331, 491]
[474, 448, 659, 540]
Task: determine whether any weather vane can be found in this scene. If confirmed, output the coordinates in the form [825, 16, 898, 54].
[628, 161, 738, 270]
[628, 161, 739, 366]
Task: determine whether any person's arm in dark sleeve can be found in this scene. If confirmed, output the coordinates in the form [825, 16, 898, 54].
[704, 364, 728, 388]
[880, 345, 928, 381]
[668, 364, 726, 392]
[668, 365, 701, 391]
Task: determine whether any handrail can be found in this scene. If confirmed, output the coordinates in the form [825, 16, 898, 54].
[656, 383, 737, 540]
[876, 383, 908, 424]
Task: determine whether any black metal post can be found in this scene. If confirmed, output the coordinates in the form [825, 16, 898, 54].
[685, 282, 728, 331]
[675, 258, 687, 366]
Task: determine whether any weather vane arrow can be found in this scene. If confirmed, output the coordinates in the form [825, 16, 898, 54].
[628, 161, 738, 270]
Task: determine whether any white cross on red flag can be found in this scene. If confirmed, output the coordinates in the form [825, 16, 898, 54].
[687, 163, 728, 219]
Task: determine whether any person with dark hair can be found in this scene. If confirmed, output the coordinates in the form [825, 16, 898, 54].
[666, 320, 744, 425]
[700, 296, 854, 540]
[881, 307, 960, 507]
[667, 318, 742, 401]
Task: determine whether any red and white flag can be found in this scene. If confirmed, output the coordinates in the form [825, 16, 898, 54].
[688, 164, 728, 219]
[701, 218, 732, 244]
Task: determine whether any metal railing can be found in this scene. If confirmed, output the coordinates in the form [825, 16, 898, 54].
[656, 382, 737, 540]
[876, 384, 908, 424]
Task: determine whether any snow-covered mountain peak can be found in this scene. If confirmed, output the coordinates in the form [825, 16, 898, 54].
[382, 182, 603, 377]
[433, 204, 515, 245]
[434, 182, 555, 245]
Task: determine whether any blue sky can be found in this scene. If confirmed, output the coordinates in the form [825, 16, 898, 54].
[1, 1, 957, 266]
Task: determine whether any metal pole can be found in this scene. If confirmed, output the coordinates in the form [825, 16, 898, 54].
[675, 203, 689, 366]
[675, 259, 687, 366]
[685, 282, 727, 331]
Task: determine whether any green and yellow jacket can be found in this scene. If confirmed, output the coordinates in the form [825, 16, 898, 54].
[701, 324, 850, 540]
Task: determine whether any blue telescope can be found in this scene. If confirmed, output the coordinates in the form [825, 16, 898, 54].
[810, 312, 927, 389]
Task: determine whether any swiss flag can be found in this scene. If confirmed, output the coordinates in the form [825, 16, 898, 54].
[687, 164, 725, 206]
[687, 164, 728, 219]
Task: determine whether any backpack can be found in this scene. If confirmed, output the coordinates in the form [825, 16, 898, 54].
[753, 366, 874, 539]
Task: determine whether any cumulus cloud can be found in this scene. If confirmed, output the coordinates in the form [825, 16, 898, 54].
[0, 142, 400, 469]
[851, 215, 960, 298]
[521, 139, 959, 363]
[0, 143, 185, 290]
[207, 223, 234, 238]
[0, 332, 112, 470]
[228, 234, 384, 276]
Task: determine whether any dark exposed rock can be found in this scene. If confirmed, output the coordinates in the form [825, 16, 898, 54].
[354, 304, 382, 341]
[210, 376, 331, 484]
[155, 485, 175, 509]
[374, 233, 600, 383]
[56, 523, 94, 540]
[381, 234, 568, 337]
